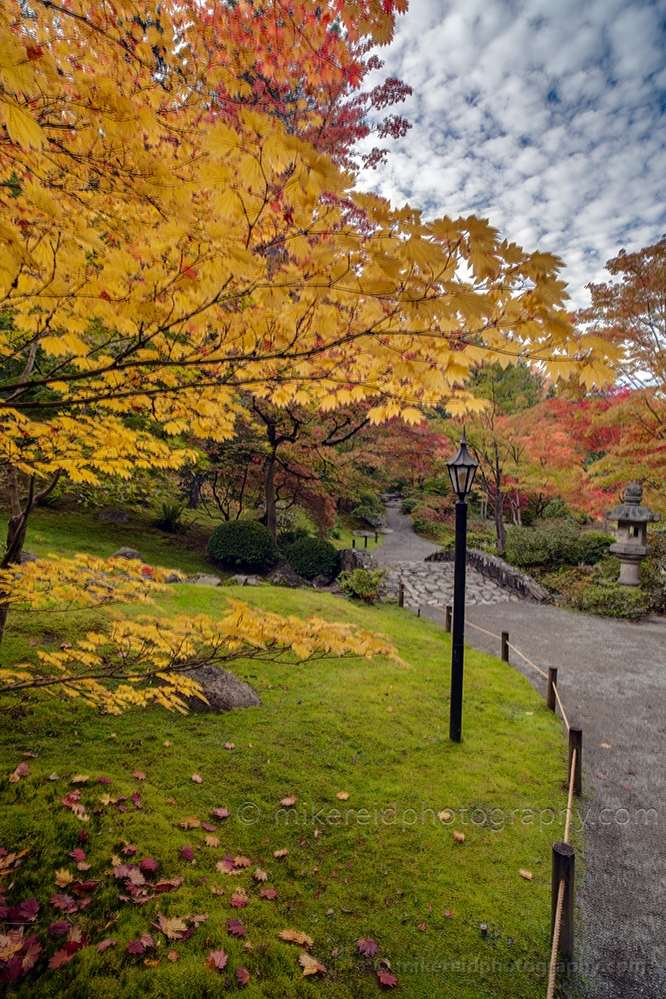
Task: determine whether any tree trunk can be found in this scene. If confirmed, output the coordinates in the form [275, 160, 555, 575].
[264, 452, 277, 537]
[188, 474, 204, 509]
[494, 489, 506, 553]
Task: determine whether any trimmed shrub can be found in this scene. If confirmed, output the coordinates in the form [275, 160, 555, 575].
[277, 526, 310, 556]
[338, 568, 384, 604]
[352, 490, 385, 523]
[207, 520, 279, 572]
[401, 496, 419, 514]
[287, 537, 340, 580]
[506, 520, 614, 569]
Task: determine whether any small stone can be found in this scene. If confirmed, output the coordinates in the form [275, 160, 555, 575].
[110, 547, 142, 561]
[186, 574, 222, 586]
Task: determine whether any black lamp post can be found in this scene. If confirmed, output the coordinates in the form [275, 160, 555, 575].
[446, 429, 480, 743]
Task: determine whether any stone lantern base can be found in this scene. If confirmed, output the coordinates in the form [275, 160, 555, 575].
[609, 543, 648, 586]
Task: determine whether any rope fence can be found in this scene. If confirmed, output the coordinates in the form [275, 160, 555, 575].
[437, 603, 580, 998]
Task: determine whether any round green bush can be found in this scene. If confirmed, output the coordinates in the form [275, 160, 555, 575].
[207, 520, 279, 572]
[577, 531, 614, 565]
[287, 537, 340, 580]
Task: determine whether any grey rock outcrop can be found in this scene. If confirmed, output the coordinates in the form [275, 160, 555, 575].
[98, 510, 129, 524]
[110, 547, 143, 561]
[182, 666, 261, 713]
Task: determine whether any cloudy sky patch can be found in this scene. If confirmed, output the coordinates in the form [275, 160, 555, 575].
[358, 0, 666, 305]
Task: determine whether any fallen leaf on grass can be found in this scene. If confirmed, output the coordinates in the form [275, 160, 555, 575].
[179, 816, 200, 830]
[181, 846, 194, 862]
[163, 741, 172, 748]
[260, 887, 277, 900]
[154, 877, 184, 893]
[357, 938, 378, 957]
[48, 948, 75, 969]
[49, 921, 71, 937]
[280, 796, 297, 806]
[71, 775, 89, 784]
[97, 776, 112, 785]
[204, 836, 220, 848]
[152, 913, 188, 940]
[437, 810, 452, 822]
[224, 743, 235, 750]
[279, 929, 313, 948]
[417, 922, 426, 931]
[140, 858, 159, 874]
[234, 856, 252, 868]
[336, 791, 349, 801]
[191, 774, 203, 784]
[518, 869, 533, 881]
[211, 886, 225, 896]
[299, 952, 326, 976]
[121, 843, 138, 856]
[77, 861, 91, 871]
[212, 807, 230, 820]
[206, 948, 228, 971]
[444, 910, 453, 918]
[386, 706, 394, 713]
[236, 967, 250, 985]
[201, 822, 217, 832]
[314, 829, 322, 839]
[453, 831, 465, 843]
[55, 869, 74, 888]
[96, 939, 116, 953]
[144, 958, 160, 968]
[17, 897, 39, 921]
[253, 868, 268, 882]
[166, 797, 176, 805]
[273, 848, 288, 859]
[377, 970, 398, 987]
[167, 950, 179, 962]
[231, 888, 249, 909]
[227, 919, 246, 937]
[69, 849, 86, 863]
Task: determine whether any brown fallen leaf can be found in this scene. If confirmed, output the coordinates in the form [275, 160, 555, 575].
[453, 831, 465, 843]
[133, 771, 147, 780]
[166, 797, 176, 805]
[280, 795, 297, 806]
[518, 869, 533, 881]
[336, 791, 349, 801]
[253, 868, 268, 882]
[299, 952, 326, 977]
[204, 835, 220, 848]
[273, 848, 289, 859]
[144, 958, 160, 968]
[191, 774, 203, 784]
[260, 887, 278, 899]
[234, 856, 252, 868]
[437, 810, 452, 822]
[77, 861, 91, 871]
[279, 929, 314, 948]
[386, 706, 394, 713]
[167, 950, 180, 962]
[163, 741, 172, 748]
[152, 912, 188, 940]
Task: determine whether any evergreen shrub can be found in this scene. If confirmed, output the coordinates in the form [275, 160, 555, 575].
[207, 520, 279, 572]
[287, 537, 340, 580]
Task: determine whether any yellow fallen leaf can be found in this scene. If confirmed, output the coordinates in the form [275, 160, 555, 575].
[336, 791, 349, 801]
[386, 706, 394, 713]
[601, 743, 612, 749]
[163, 740, 172, 747]
[55, 868, 74, 887]
[204, 835, 220, 848]
[253, 868, 268, 882]
[518, 869, 533, 881]
[144, 959, 160, 968]
[299, 952, 326, 976]
[178, 816, 200, 829]
[437, 810, 452, 822]
[71, 774, 89, 784]
[279, 929, 314, 948]
[453, 831, 465, 844]
[273, 848, 288, 859]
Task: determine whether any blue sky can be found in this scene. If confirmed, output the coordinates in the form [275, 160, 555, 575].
[357, 0, 666, 306]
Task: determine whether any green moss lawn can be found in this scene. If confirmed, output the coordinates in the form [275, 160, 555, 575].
[0, 509, 571, 998]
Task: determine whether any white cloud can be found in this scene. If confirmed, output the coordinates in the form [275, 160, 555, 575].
[357, 0, 666, 306]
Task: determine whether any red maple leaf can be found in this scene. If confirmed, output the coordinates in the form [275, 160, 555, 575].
[236, 966, 250, 985]
[206, 948, 228, 970]
[226, 919, 245, 937]
[357, 937, 378, 957]
[377, 970, 398, 987]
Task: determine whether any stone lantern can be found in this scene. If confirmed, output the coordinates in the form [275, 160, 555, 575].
[605, 481, 660, 586]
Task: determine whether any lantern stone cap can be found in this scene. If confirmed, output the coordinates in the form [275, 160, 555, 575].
[605, 480, 661, 523]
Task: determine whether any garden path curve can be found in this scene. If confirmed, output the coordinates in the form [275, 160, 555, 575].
[374, 499, 666, 998]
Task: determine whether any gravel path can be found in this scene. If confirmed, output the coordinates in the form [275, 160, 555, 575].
[375, 500, 666, 997]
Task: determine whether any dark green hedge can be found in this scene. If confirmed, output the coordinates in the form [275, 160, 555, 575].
[207, 520, 279, 572]
[287, 537, 339, 581]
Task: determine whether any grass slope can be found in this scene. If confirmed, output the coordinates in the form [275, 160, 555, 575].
[1, 579, 570, 999]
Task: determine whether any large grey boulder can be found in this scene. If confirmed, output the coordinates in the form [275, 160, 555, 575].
[110, 547, 143, 561]
[185, 573, 222, 586]
[183, 666, 261, 713]
[99, 510, 129, 524]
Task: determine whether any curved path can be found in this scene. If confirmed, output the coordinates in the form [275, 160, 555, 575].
[376, 501, 666, 999]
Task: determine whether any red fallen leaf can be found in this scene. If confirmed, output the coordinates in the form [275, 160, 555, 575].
[70, 881, 97, 896]
[260, 887, 278, 900]
[167, 950, 179, 962]
[140, 857, 159, 874]
[201, 822, 217, 832]
[417, 922, 426, 931]
[69, 849, 86, 863]
[212, 807, 230, 820]
[236, 967, 251, 985]
[97, 776, 112, 784]
[444, 910, 453, 918]
[224, 743, 235, 750]
[206, 948, 228, 970]
[116, 804, 127, 813]
[280, 795, 297, 806]
[131, 793, 142, 809]
[377, 970, 398, 987]
[230, 889, 248, 909]
[49, 921, 71, 936]
[15, 762, 30, 777]
[96, 939, 116, 953]
[227, 919, 246, 937]
[154, 877, 184, 893]
[141, 933, 156, 949]
[50, 894, 77, 913]
[21, 937, 42, 971]
[17, 897, 40, 921]
[48, 947, 75, 969]
[122, 844, 138, 856]
[357, 938, 378, 957]
[127, 939, 146, 954]
[181, 846, 194, 862]
[133, 771, 147, 780]
[191, 774, 203, 784]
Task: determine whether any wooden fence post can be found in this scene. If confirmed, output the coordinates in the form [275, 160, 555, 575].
[551, 842, 575, 960]
[445, 605, 452, 632]
[398, 582, 404, 608]
[568, 727, 582, 795]
[352, 538, 356, 549]
[547, 667, 558, 711]
[501, 631, 509, 662]
[364, 534, 368, 549]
